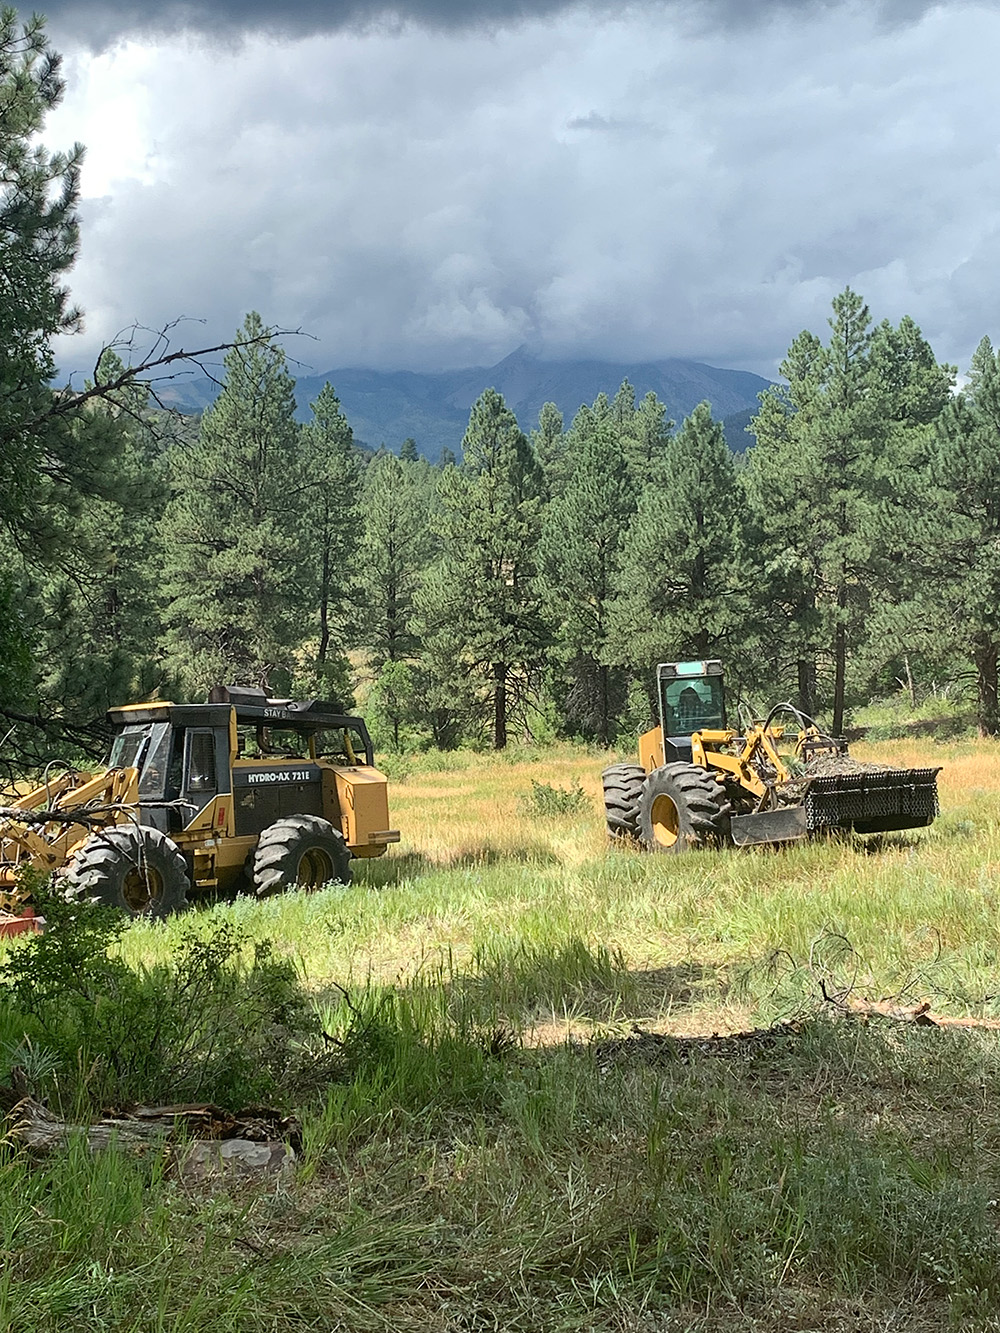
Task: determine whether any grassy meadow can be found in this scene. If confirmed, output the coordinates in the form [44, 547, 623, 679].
[6, 736, 1000, 1330]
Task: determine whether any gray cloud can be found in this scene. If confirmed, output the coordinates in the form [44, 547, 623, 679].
[565, 111, 651, 134]
[41, 0, 950, 48]
[46, 1, 1000, 384]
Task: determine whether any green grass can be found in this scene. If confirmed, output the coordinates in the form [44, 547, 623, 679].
[5, 736, 1000, 1329]
[852, 688, 976, 740]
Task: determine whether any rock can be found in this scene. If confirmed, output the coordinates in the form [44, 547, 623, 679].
[174, 1137, 296, 1182]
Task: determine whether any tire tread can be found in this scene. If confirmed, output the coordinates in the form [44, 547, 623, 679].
[602, 762, 646, 839]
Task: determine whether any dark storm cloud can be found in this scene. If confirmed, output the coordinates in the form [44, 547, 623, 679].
[42, 0, 947, 47]
[48, 0, 997, 381]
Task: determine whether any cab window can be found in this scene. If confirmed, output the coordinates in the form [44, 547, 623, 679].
[660, 676, 726, 736]
[185, 730, 218, 795]
[108, 726, 150, 772]
[236, 725, 310, 759]
[138, 722, 174, 799]
[313, 726, 371, 765]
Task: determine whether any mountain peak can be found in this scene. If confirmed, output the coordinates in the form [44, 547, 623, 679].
[491, 344, 537, 369]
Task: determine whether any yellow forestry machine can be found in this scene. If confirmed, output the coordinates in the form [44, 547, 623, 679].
[602, 660, 940, 852]
[0, 685, 399, 930]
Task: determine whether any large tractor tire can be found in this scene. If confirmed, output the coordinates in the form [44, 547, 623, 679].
[637, 763, 732, 854]
[66, 824, 190, 917]
[253, 815, 351, 897]
[601, 763, 646, 840]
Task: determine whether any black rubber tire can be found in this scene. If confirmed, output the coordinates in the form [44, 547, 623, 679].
[601, 763, 647, 839]
[253, 815, 352, 897]
[66, 824, 190, 917]
[637, 763, 732, 854]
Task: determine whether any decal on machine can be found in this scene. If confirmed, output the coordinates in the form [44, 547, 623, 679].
[234, 765, 321, 788]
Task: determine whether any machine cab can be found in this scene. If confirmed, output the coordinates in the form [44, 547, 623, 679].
[105, 688, 379, 839]
[648, 660, 727, 765]
[106, 709, 231, 833]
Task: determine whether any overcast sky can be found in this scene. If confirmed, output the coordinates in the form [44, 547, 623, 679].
[38, 0, 1000, 379]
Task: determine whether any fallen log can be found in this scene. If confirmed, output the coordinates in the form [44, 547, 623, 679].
[828, 995, 1000, 1030]
[2, 1096, 299, 1181]
[591, 1000, 1000, 1070]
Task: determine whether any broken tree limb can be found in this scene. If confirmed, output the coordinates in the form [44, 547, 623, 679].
[824, 994, 1000, 1029]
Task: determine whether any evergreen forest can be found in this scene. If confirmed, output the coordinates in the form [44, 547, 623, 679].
[3, 11, 999, 777]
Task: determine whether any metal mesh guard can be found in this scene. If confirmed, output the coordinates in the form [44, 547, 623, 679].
[804, 768, 940, 831]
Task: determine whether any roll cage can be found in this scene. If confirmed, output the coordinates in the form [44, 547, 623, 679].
[106, 688, 376, 814]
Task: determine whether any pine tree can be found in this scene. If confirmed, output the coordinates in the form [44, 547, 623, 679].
[0, 11, 83, 540]
[609, 402, 742, 682]
[421, 388, 546, 748]
[929, 337, 1000, 734]
[162, 313, 307, 693]
[0, 11, 84, 731]
[610, 379, 636, 433]
[360, 451, 432, 669]
[626, 390, 674, 482]
[28, 353, 170, 719]
[399, 437, 418, 462]
[298, 382, 360, 700]
[745, 289, 951, 730]
[530, 401, 566, 497]
[538, 408, 634, 743]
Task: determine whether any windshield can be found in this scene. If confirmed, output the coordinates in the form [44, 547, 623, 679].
[108, 725, 151, 771]
[660, 675, 726, 736]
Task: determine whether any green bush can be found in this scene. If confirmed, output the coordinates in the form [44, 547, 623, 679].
[522, 779, 588, 816]
[0, 889, 326, 1111]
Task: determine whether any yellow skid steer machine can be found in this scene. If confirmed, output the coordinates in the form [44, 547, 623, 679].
[602, 660, 940, 853]
[0, 685, 399, 921]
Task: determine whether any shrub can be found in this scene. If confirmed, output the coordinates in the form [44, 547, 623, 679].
[522, 780, 588, 816]
[0, 888, 326, 1111]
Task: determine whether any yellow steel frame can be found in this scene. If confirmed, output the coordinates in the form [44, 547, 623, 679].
[0, 766, 139, 904]
[640, 719, 826, 807]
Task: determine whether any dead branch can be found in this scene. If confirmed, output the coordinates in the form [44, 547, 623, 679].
[3, 1096, 301, 1179]
[21, 321, 309, 436]
[821, 993, 1000, 1030]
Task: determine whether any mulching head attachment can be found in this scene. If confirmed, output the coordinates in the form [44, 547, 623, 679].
[803, 767, 940, 834]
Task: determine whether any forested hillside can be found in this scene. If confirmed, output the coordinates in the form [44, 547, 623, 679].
[3, 12, 998, 776]
[153, 345, 772, 460]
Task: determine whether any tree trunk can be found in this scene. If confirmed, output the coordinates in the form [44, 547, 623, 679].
[493, 661, 507, 750]
[599, 662, 610, 748]
[903, 655, 916, 709]
[318, 544, 331, 665]
[832, 628, 846, 737]
[975, 634, 999, 737]
[831, 583, 848, 737]
[796, 659, 815, 720]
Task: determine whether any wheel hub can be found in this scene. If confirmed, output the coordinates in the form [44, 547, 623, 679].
[296, 847, 334, 890]
[649, 793, 680, 847]
[122, 864, 164, 912]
